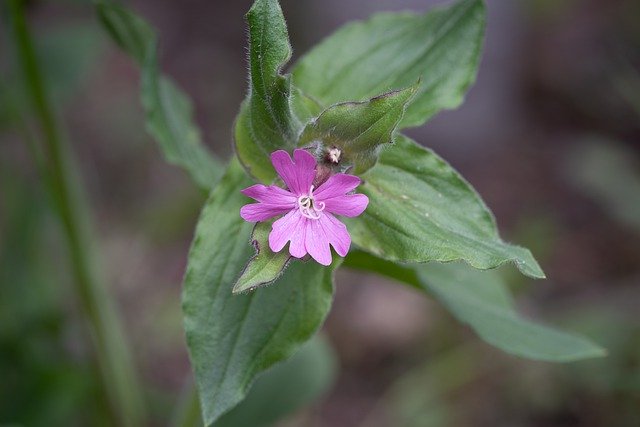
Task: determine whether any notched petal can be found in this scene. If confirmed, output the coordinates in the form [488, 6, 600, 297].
[314, 173, 361, 200]
[323, 194, 369, 217]
[241, 183, 296, 205]
[304, 218, 333, 266]
[270, 149, 316, 195]
[240, 203, 292, 222]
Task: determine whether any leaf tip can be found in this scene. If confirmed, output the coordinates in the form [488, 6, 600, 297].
[515, 256, 546, 280]
[557, 339, 608, 362]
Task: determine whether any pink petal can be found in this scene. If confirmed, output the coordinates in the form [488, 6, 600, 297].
[240, 203, 292, 222]
[241, 184, 296, 205]
[318, 213, 351, 257]
[304, 217, 332, 266]
[269, 210, 307, 259]
[323, 194, 369, 217]
[314, 174, 361, 200]
[288, 217, 308, 259]
[270, 149, 316, 195]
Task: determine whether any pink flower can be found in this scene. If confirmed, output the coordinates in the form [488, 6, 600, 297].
[240, 149, 369, 266]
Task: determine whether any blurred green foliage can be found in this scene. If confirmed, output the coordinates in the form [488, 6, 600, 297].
[0, 161, 99, 426]
[1, 0, 639, 426]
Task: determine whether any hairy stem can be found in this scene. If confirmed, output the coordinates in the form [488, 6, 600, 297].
[8, 1, 146, 425]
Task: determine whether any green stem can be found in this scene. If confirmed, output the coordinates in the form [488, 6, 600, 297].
[8, 1, 146, 425]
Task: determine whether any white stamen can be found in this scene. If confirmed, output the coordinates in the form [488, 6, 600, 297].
[298, 186, 325, 219]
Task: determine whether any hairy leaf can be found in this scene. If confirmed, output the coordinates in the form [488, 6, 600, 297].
[299, 84, 417, 174]
[97, 2, 221, 189]
[182, 160, 337, 426]
[292, 0, 485, 128]
[214, 335, 336, 427]
[233, 221, 291, 294]
[348, 135, 545, 278]
[234, 0, 300, 182]
[345, 252, 605, 361]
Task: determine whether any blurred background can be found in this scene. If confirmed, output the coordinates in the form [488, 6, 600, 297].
[1, 0, 639, 426]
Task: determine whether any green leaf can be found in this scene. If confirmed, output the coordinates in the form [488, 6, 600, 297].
[234, 0, 300, 182]
[141, 48, 222, 189]
[292, 0, 485, 128]
[233, 221, 291, 294]
[343, 250, 421, 290]
[344, 252, 605, 362]
[298, 84, 418, 174]
[348, 135, 545, 278]
[182, 160, 337, 426]
[291, 86, 324, 123]
[416, 263, 607, 362]
[96, 1, 154, 63]
[97, 2, 222, 190]
[214, 334, 337, 427]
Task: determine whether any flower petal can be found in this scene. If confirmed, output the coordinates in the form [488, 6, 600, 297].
[288, 216, 308, 259]
[241, 184, 296, 205]
[304, 217, 332, 266]
[314, 174, 361, 200]
[323, 194, 369, 217]
[270, 149, 316, 195]
[240, 203, 292, 222]
[318, 213, 351, 257]
[269, 210, 307, 259]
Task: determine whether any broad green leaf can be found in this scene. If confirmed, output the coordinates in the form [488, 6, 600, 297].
[298, 84, 418, 174]
[97, 2, 222, 190]
[234, 0, 300, 182]
[233, 221, 291, 294]
[182, 160, 337, 426]
[291, 86, 324, 123]
[214, 335, 337, 427]
[175, 335, 337, 427]
[348, 135, 545, 278]
[292, 0, 485, 128]
[344, 252, 605, 361]
[416, 263, 606, 361]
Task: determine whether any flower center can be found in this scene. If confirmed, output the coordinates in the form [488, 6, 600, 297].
[298, 185, 325, 219]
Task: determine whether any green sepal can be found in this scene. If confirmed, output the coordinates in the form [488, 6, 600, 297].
[298, 83, 418, 174]
[233, 221, 292, 294]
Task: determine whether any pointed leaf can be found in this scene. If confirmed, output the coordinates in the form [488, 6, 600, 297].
[182, 160, 337, 426]
[97, 2, 221, 190]
[298, 84, 418, 174]
[417, 263, 606, 362]
[234, 0, 300, 182]
[344, 251, 605, 362]
[348, 135, 545, 278]
[97, 1, 153, 63]
[233, 221, 291, 294]
[292, 0, 485, 128]
[213, 335, 337, 427]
